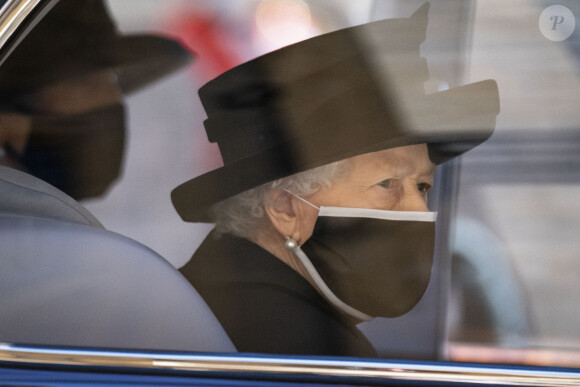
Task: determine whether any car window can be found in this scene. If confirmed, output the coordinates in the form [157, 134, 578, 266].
[1, 0, 579, 372]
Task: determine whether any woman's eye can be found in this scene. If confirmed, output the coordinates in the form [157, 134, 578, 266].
[417, 183, 432, 192]
[378, 179, 393, 189]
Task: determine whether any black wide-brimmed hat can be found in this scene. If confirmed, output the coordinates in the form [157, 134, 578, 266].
[0, 0, 193, 99]
[172, 3, 500, 223]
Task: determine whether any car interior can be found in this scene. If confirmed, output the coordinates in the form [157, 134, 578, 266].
[0, 165, 235, 352]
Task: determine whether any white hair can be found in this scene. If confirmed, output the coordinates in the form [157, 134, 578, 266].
[209, 160, 351, 239]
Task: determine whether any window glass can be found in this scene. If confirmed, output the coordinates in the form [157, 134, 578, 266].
[1, 0, 579, 368]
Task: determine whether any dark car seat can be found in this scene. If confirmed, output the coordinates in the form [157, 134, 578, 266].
[0, 166, 235, 352]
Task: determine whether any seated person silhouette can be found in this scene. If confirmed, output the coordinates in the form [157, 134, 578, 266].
[0, 0, 192, 200]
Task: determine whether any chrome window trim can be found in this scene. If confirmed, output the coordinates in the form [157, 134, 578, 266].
[1, 344, 579, 386]
[0, 0, 44, 48]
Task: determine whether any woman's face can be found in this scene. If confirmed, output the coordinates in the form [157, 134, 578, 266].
[296, 143, 436, 242]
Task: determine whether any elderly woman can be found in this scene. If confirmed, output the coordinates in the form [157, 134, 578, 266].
[173, 4, 499, 357]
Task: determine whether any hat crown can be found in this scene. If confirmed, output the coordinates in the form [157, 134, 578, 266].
[199, 4, 430, 165]
[171, 3, 500, 223]
[14, 0, 118, 61]
[0, 0, 194, 100]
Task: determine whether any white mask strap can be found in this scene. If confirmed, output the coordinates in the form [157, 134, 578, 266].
[286, 242, 373, 321]
[283, 188, 320, 210]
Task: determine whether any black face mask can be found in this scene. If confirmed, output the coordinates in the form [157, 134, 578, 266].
[290, 206, 436, 320]
[15, 103, 126, 200]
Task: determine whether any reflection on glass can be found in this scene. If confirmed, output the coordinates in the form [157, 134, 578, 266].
[1, 0, 579, 369]
[0, 0, 192, 199]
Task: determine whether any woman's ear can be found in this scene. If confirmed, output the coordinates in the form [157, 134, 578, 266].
[264, 189, 299, 239]
[264, 189, 319, 244]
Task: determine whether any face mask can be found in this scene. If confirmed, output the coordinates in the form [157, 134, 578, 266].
[286, 192, 436, 321]
[16, 103, 126, 200]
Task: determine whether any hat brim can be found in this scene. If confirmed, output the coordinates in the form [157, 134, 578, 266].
[112, 35, 194, 94]
[172, 79, 499, 223]
[0, 34, 193, 98]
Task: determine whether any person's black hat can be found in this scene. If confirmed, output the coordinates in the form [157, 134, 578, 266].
[172, 3, 500, 223]
[0, 0, 193, 98]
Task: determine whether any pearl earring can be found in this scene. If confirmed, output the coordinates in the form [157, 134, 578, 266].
[284, 236, 298, 251]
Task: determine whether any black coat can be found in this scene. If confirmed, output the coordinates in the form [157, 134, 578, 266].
[180, 231, 377, 357]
